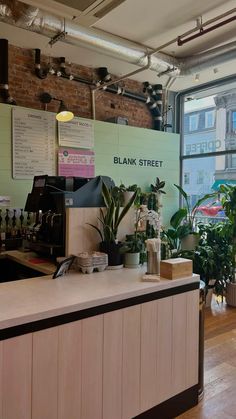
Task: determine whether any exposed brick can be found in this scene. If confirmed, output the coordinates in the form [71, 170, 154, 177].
[6, 44, 153, 128]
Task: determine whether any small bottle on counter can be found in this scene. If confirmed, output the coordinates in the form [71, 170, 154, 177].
[0, 210, 6, 250]
[5, 209, 11, 239]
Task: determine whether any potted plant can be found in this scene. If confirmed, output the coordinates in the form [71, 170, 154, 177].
[122, 205, 161, 268]
[122, 232, 145, 268]
[112, 183, 140, 206]
[162, 207, 191, 256]
[173, 184, 217, 250]
[88, 181, 138, 268]
[219, 184, 236, 306]
[150, 177, 166, 206]
[190, 222, 234, 306]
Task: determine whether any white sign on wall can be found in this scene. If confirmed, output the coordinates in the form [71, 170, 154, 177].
[12, 108, 56, 179]
[58, 117, 94, 149]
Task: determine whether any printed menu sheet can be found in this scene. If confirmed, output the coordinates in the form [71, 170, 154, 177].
[58, 148, 95, 177]
[12, 107, 56, 179]
[58, 117, 94, 149]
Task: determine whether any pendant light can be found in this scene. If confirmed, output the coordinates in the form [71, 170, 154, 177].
[39, 92, 74, 122]
[56, 100, 74, 122]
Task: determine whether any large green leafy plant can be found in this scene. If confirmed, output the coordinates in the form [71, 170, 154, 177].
[219, 184, 236, 282]
[181, 222, 234, 298]
[88, 181, 138, 243]
[196, 222, 234, 295]
[172, 184, 217, 234]
[150, 177, 166, 195]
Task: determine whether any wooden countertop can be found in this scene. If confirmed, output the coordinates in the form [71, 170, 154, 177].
[0, 252, 199, 330]
[0, 250, 56, 274]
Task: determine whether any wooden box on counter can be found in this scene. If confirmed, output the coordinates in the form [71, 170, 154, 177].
[160, 258, 193, 280]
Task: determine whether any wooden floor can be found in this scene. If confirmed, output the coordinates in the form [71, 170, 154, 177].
[177, 297, 236, 419]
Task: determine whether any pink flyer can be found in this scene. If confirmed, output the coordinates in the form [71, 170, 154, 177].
[58, 148, 95, 177]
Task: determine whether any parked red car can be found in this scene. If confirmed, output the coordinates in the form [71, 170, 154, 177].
[196, 201, 225, 217]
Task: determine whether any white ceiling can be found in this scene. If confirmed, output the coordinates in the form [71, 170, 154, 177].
[0, 0, 236, 91]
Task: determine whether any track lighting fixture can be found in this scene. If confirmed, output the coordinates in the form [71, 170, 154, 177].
[39, 92, 74, 122]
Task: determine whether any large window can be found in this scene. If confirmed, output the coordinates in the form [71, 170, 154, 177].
[181, 81, 236, 219]
[189, 114, 199, 131]
[184, 172, 190, 185]
[205, 110, 215, 128]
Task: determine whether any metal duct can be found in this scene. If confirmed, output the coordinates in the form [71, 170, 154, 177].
[179, 40, 236, 75]
[0, 38, 16, 104]
[0, 0, 236, 77]
[0, 0, 178, 75]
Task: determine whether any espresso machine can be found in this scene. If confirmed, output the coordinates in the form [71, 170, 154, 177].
[24, 175, 114, 257]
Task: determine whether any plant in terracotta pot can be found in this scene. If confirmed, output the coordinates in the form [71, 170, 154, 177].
[88, 181, 138, 268]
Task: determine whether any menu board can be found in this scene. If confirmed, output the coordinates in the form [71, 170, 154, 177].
[12, 108, 56, 179]
[58, 117, 94, 149]
[58, 148, 95, 177]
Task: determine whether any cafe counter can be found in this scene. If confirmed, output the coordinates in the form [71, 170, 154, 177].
[0, 250, 200, 419]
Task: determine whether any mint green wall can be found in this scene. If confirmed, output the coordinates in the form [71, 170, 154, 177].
[0, 104, 180, 225]
[95, 121, 180, 225]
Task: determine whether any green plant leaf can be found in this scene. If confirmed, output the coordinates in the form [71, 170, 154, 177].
[86, 223, 104, 242]
[193, 192, 218, 214]
[102, 181, 112, 208]
[116, 189, 138, 229]
[174, 184, 188, 203]
[170, 208, 188, 229]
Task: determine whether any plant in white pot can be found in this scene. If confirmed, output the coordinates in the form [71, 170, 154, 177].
[150, 177, 166, 206]
[88, 181, 138, 269]
[122, 232, 145, 268]
[113, 183, 141, 207]
[122, 206, 161, 268]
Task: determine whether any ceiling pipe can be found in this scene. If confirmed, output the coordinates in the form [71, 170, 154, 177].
[33, 49, 147, 103]
[0, 1, 236, 77]
[91, 56, 152, 119]
[35, 48, 47, 79]
[0, 0, 178, 75]
[179, 39, 236, 75]
[0, 38, 16, 104]
[178, 15, 236, 46]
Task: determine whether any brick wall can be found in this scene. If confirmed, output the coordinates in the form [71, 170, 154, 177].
[5, 44, 153, 129]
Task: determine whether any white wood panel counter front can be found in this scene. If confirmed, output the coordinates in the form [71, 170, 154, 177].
[0, 264, 199, 330]
[0, 258, 200, 419]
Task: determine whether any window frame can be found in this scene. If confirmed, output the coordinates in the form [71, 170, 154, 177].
[176, 75, 236, 203]
[205, 110, 215, 129]
[189, 114, 199, 131]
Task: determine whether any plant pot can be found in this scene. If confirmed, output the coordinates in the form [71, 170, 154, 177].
[100, 241, 123, 269]
[205, 288, 213, 308]
[124, 252, 140, 268]
[226, 282, 236, 307]
[123, 191, 135, 207]
[154, 191, 163, 207]
[181, 233, 199, 251]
